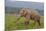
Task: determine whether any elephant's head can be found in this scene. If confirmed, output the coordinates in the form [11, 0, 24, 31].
[19, 9, 27, 17]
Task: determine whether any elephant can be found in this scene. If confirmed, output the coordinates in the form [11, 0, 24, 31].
[17, 8, 41, 26]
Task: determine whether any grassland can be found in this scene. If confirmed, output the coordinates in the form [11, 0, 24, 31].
[5, 15, 44, 31]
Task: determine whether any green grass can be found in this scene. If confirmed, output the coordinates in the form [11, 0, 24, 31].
[5, 15, 44, 31]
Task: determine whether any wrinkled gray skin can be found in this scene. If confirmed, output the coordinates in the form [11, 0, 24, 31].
[18, 8, 40, 26]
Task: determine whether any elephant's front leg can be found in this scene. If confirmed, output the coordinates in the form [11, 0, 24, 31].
[24, 15, 30, 29]
[24, 15, 30, 25]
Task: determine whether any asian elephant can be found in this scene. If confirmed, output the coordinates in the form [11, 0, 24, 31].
[18, 8, 41, 26]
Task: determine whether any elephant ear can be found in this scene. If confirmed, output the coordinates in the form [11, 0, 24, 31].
[23, 10, 27, 16]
